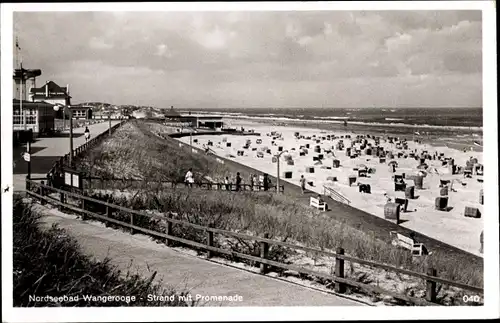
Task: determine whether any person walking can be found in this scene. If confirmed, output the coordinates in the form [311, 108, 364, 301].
[235, 172, 242, 192]
[263, 173, 270, 191]
[84, 126, 91, 142]
[185, 168, 194, 188]
[300, 175, 306, 194]
[224, 176, 231, 191]
[249, 174, 255, 191]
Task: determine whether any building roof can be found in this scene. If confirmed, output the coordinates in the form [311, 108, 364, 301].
[164, 106, 182, 117]
[13, 99, 54, 108]
[30, 81, 70, 97]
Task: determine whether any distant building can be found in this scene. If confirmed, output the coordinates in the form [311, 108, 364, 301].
[13, 99, 55, 136]
[29, 81, 71, 106]
[71, 105, 93, 119]
[13, 69, 60, 139]
[163, 106, 223, 129]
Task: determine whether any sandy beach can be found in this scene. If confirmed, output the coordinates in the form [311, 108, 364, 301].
[176, 119, 484, 257]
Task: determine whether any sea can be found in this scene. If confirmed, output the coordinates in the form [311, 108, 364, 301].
[179, 107, 483, 152]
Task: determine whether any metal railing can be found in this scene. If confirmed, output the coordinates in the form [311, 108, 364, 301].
[78, 175, 285, 193]
[323, 185, 351, 205]
[38, 120, 127, 191]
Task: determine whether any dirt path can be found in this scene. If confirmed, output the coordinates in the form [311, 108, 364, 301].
[36, 205, 365, 307]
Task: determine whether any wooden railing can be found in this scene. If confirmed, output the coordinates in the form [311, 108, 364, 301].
[25, 178, 483, 306]
[36, 120, 127, 191]
[323, 185, 351, 205]
[78, 176, 285, 193]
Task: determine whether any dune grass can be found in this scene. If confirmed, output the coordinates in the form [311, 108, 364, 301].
[13, 194, 197, 307]
[78, 120, 230, 183]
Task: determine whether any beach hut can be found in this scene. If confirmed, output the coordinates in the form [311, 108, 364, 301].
[359, 184, 371, 194]
[226, 142, 232, 147]
[464, 206, 481, 218]
[257, 152, 264, 158]
[306, 167, 315, 173]
[479, 189, 484, 204]
[388, 160, 398, 173]
[413, 175, 424, 189]
[283, 171, 293, 179]
[278, 146, 283, 152]
[256, 139, 262, 144]
[384, 203, 400, 222]
[348, 175, 357, 187]
[435, 197, 449, 211]
[346, 147, 351, 157]
[318, 154, 324, 160]
[405, 186, 415, 199]
[327, 176, 338, 182]
[474, 164, 484, 175]
[333, 159, 341, 168]
[395, 198, 408, 212]
[287, 160, 294, 166]
[440, 186, 448, 196]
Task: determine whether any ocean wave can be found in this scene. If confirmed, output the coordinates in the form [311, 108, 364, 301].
[313, 116, 350, 120]
[222, 114, 483, 131]
[385, 118, 404, 121]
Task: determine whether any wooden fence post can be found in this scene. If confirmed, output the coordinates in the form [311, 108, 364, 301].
[166, 216, 173, 246]
[130, 212, 135, 234]
[260, 233, 269, 274]
[335, 247, 346, 293]
[40, 181, 46, 205]
[104, 204, 113, 226]
[81, 197, 87, 220]
[426, 268, 437, 303]
[59, 192, 65, 211]
[206, 224, 214, 258]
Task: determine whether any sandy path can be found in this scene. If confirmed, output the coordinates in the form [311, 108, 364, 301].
[36, 205, 364, 307]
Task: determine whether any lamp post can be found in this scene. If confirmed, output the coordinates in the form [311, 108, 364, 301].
[53, 104, 73, 166]
[274, 150, 288, 194]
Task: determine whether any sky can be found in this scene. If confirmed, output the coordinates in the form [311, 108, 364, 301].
[14, 10, 482, 109]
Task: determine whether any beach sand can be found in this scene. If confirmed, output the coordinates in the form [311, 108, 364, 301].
[176, 120, 484, 257]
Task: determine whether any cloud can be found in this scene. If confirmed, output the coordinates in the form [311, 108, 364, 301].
[14, 10, 482, 108]
[155, 44, 172, 57]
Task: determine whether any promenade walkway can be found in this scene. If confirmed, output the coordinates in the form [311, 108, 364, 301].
[13, 121, 121, 191]
[36, 204, 364, 307]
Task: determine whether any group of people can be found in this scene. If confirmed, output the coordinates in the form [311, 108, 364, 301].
[184, 168, 310, 194]
[185, 168, 280, 192]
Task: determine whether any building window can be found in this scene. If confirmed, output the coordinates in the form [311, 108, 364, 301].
[73, 110, 86, 118]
